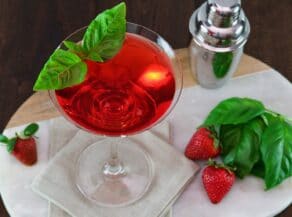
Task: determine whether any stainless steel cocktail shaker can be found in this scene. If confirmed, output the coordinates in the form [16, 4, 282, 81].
[189, 0, 250, 88]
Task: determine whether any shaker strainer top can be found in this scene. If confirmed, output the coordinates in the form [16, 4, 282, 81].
[189, 0, 250, 52]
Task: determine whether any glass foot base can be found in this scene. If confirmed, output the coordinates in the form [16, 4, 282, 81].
[75, 138, 154, 207]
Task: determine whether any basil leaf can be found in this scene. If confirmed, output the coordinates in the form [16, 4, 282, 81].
[33, 49, 87, 90]
[82, 2, 126, 61]
[251, 159, 265, 178]
[220, 117, 265, 178]
[63, 41, 86, 57]
[260, 115, 292, 189]
[0, 134, 9, 144]
[212, 52, 233, 78]
[24, 123, 39, 137]
[204, 97, 265, 126]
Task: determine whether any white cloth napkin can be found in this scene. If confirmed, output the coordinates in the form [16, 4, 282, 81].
[31, 119, 199, 217]
[48, 118, 174, 217]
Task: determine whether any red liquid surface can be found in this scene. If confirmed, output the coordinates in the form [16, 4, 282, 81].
[55, 33, 176, 136]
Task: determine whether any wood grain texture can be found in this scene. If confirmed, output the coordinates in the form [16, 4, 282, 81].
[0, 0, 291, 216]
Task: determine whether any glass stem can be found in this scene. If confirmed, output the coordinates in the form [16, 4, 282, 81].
[102, 138, 126, 178]
[110, 142, 118, 162]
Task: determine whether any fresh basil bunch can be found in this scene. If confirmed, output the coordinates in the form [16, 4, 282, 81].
[203, 97, 292, 190]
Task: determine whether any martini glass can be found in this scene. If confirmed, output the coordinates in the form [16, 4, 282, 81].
[49, 22, 182, 207]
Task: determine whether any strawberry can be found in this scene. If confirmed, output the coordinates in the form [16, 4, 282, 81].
[0, 123, 39, 166]
[11, 137, 37, 166]
[184, 127, 220, 160]
[202, 160, 235, 204]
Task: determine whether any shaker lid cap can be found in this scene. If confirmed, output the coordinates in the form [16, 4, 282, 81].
[189, 0, 250, 52]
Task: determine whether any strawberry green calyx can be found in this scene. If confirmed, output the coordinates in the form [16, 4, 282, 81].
[0, 123, 39, 153]
[0, 134, 9, 144]
[207, 126, 221, 149]
[6, 138, 17, 153]
[0, 135, 17, 153]
[207, 159, 236, 174]
[0, 134, 15, 152]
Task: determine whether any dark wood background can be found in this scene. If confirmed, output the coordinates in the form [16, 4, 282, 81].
[0, 0, 291, 216]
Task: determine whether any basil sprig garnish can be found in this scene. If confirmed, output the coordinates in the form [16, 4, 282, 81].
[203, 97, 292, 190]
[33, 2, 126, 90]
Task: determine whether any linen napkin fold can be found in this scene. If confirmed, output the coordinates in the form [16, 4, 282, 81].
[48, 117, 79, 158]
[32, 118, 199, 217]
[48, 117, 79, 217]
[48, 117, 173, 217]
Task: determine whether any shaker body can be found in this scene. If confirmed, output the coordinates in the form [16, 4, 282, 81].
[189, 39, 243, 88]
[189, 0, 249, 88]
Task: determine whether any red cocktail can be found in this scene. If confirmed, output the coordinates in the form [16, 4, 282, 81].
[55, 33, 175, 136]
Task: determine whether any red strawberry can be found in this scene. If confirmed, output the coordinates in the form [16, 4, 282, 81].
[11, 137, 37, 166]
[202, 161, 235, 204]
[185, 127, 220, 160]
[0, 123, 39, 166]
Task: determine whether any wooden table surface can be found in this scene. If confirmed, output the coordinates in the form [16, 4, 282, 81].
[0, 0, 291, 216]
